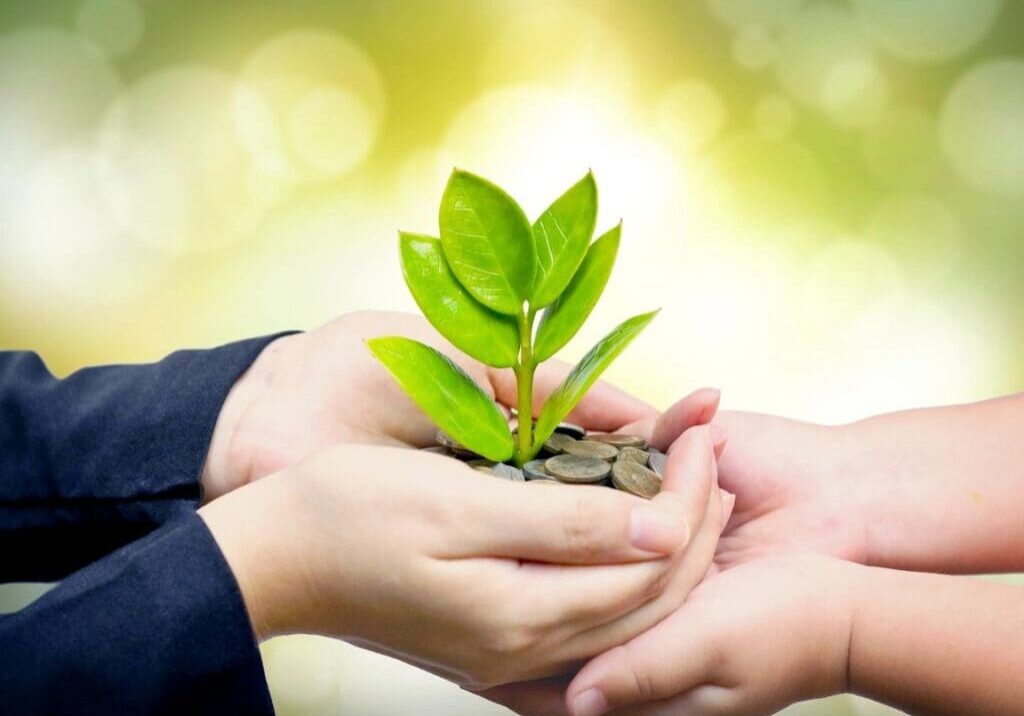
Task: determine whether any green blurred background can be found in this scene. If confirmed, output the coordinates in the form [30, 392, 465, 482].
[1, 0, 1022, 713]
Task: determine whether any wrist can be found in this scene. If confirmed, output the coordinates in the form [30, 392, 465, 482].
[825, 421, 885, 566]
[199, 471, 309, 641]
[799, 556, 863, 701]
[202, 335, 293, 502]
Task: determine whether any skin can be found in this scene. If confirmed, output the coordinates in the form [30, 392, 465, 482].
[489, 393, 1024, 715]
[200, 432, 729, 690]
[197, 310, 731, 689]
[201, 310, 659, 500]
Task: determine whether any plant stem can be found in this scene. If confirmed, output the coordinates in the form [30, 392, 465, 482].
[514, 308, 536, 466]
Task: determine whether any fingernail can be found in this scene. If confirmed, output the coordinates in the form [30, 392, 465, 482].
[631, 502, 688, 552]
[720, 489, 736, 525]
[698, 387, 721, 423]
[571, 688, 608, 716]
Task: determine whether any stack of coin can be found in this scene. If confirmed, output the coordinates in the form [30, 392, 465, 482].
[425, 427, 667, 499]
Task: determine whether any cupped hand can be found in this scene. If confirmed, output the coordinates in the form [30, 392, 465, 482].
[562, 554, 857, 716]
[651, 404, 869, 568]
[201, 310, 655, 500]
[486, 553, 856, 716]
[200, 437, 727, 690]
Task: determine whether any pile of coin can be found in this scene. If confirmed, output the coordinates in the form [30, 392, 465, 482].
[424, 423, 667, 499]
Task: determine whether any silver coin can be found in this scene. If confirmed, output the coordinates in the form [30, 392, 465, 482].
[553, 422, 586, 440]
[588, 433, 647, 449]
[648, 450, 667, 478]
[563, 440, 619, 462]
[611, 460, 662, 499]
[492, 463, 526, 482]
[617, 446, 649, 466]
[545, 454, 611, 484]
[436, 429, 482, 458]
[523, 459, 554, 480]
[543, 432, 577, 455]
[419, 445, 452, 456]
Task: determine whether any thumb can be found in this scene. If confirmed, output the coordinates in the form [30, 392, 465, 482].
[628, 425, 719, 553]
[565, 607, 711, 716]
[650, 388, 721, 451]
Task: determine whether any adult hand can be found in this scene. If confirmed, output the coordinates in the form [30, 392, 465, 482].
[199, 439, 727, 690]
[201, 310, 656, 501]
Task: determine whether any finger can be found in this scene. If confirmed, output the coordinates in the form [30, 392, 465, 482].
[564, 608, 715, 716]
[614, 416, 657, 443]
[559, 457, 722, 661]
[650, 388, 720, 451]
[488, 360, 657, 430]
[478, 676, 572, 716]
[452, 481, 685, 564]
[630, 426, 717, 552]
[620, 685, 735, 716]
[720, 490, 736, 528]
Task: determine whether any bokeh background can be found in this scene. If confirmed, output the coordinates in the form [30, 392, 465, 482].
[1, 0, 1022, 713]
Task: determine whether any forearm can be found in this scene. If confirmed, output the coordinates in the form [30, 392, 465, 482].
[0, 513, 272, 714]
[844, 393, 1024, 572]
[850, 565, 1024, 715]
[0, 336, 287, 581]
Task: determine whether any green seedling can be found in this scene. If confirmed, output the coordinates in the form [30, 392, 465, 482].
[368, 169, 657, 466]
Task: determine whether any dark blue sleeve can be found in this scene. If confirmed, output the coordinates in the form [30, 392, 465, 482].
[0, 511, 274, 715]
[0, 336, 289, 582]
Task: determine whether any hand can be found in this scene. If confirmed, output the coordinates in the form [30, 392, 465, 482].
[201, 310, 655, 501]
[650, 403, 870, 568]
[560, 554, 857, 716]
[486, 554, 856, 716]
[200, 436, 728, 690]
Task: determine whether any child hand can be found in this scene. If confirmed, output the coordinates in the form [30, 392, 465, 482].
[564, 554, 858, 716]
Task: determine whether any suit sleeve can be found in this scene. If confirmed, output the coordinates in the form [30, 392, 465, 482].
[0, 335, 291, 582]
[0, 511, 275, 715]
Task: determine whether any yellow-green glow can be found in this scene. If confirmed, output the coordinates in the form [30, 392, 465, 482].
[1, 2, 1023, 713]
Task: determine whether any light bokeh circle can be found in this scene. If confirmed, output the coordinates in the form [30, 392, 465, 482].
[705, 0, 804, 31]
[238, 30, 385, 183]
[479, 4, 631, 100]
[775, 3, 888, 126]
[0, 144, 162, 313]
[97, 66, 276, 255]
[76, 0, 146, 58]
[731, 25, 778, 70]
[940, 60, 1024, 196]
[0, 28, 119, 166]
[851, 0, 1001, 64]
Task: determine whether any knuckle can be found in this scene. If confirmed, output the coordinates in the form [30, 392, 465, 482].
[560, 494, 605, 557]
[642, 562, 674, 601]
[621, 645, 658, 702]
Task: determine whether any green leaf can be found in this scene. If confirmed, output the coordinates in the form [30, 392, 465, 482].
[439, 169, 536, 315]
[533, 223, 620, 362]
[400, 232, 519, 368]
[533, 310, 659, 448]
[368, 336, 514, 462]
[530, 172, 598, 308]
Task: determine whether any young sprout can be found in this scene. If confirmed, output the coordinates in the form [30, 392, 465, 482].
[368, 169, 657, 466]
